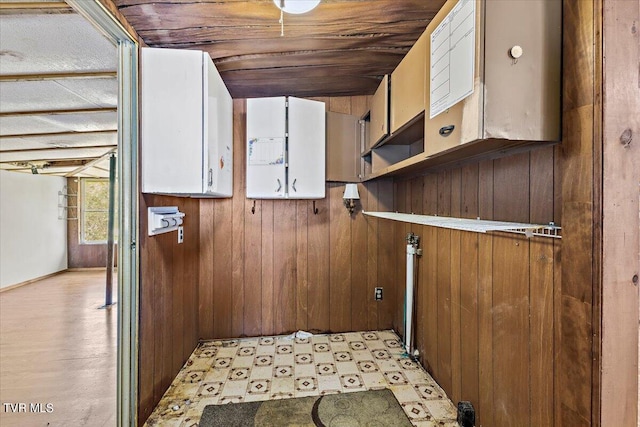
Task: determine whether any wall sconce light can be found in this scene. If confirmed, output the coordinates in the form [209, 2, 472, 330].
[343, 183, 360, 216]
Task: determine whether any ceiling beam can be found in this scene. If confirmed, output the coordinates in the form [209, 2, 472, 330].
[0, 107, 117, 117]
[0, 129, 116, 139]
[0, 156, 102, 165]
[91, 165, 111, 173]
[0, 71, 117, 82]
[0, 2, 71, 12]
[65, 149, 116, 177]
[0, 145, 116, 154]
[48, 159, 97, 168]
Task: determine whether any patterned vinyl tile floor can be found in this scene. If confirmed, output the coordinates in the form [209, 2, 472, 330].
[144, 330, 459, 427]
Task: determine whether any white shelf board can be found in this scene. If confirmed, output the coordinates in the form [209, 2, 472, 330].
[362, 211, 561, 239]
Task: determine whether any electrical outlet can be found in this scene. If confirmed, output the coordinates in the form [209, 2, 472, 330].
[178, 226, 184, 244]
[374, 287, 383, 301]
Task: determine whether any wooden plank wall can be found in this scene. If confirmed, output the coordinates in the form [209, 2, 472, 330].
[559, 1, 599, 426]
[138, 193, 200, 423]
[600, 0, 640, 425]
[198, 97, 398, 340]
[392, 147, 560, 427]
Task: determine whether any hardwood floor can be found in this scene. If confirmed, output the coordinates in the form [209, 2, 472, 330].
[0, 270, 116, 426]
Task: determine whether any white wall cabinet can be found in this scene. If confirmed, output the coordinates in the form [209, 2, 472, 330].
[246, 97, 325, 199]
[141, 47, 233, 197]
[246, 97, 287, 198]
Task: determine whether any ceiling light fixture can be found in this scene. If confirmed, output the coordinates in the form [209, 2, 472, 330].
[273, 0, 320, 14]
[274, 0, 320, 36]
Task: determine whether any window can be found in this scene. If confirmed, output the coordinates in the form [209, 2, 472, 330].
[80, 178, 117, 244]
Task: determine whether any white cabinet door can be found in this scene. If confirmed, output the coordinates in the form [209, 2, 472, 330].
[288, 97, 325, 198]
[141, 48, 204, 194]
[246, 97, 286, 198]
[204, 53, 233, 197]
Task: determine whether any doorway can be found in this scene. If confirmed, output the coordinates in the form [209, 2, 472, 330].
[0, 1, 138, 425]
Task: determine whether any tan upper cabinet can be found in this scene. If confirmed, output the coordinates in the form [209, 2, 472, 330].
[424, 0, 561, 157]
[368, 75, 389, 149]
[391, 31, 428, 133]
[326, 111, 361, 183]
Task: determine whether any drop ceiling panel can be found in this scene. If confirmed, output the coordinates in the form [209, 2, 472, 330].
[0, 146, 114, 163]
[41, 111, 117, 131]
[1, 116, 71, 136]
[0, 112, 117, 136]
[56, 78, 118, 107]
[0, 13, 117, 75]
[1, 132, 117, 151]
[0, 80, 111, 112]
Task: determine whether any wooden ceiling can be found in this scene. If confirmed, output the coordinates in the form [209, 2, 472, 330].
[115, 0, 446, 98]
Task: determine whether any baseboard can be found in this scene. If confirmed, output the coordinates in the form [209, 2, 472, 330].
[0, 270, 67, 293]
[67, 267, 108, 272]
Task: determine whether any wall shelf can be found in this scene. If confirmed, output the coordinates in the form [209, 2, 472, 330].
[372, 111, 425, 150]
[363, 138, 556, 181]
[58, 187, 77, 220]
[363, 211, 561, 239]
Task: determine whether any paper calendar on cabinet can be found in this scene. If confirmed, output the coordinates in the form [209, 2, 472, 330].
[248, 137, 285, 166]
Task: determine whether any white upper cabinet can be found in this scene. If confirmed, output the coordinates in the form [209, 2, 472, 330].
[287, 97, 326, 199]
[246, 97, 287, 198]
[141, 47, 233, 197]
[246, 97, 325, 199]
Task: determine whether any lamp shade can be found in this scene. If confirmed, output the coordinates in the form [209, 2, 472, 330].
[343, 183, 360, 200]
[273, 0, 321, 14]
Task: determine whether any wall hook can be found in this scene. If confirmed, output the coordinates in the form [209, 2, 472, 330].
[312, 201, 319, 215]
[251, 200, 256, 214]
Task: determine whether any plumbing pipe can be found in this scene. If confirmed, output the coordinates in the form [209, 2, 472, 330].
[404, 232, 420, 354]
[405, 243, 416, 353]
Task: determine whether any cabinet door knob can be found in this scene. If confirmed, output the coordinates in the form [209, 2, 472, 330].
[276, 178, 282, 193]
[208, 168, 213, 187]
[439, 125, 455, 137]
[292, 178, 297, 192]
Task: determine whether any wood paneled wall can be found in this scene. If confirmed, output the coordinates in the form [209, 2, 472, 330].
[392, 147, 560, 427]
[600, 0, 640, 425]
[132, 3, 620, 425]
[138, 194, 200, 423]
[558, 1, 599, 425]
[198, 97, 399, 340]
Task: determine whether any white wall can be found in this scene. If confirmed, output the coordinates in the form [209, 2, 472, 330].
[0, 170, 68, 289]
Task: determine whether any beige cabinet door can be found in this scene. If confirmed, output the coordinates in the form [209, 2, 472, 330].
[368, 75, 389, 149]
[391, 30, 427, 133]
[424, 0, 561, 157]
[424, 0, 480, 157]
[326, 111, 360, 182]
